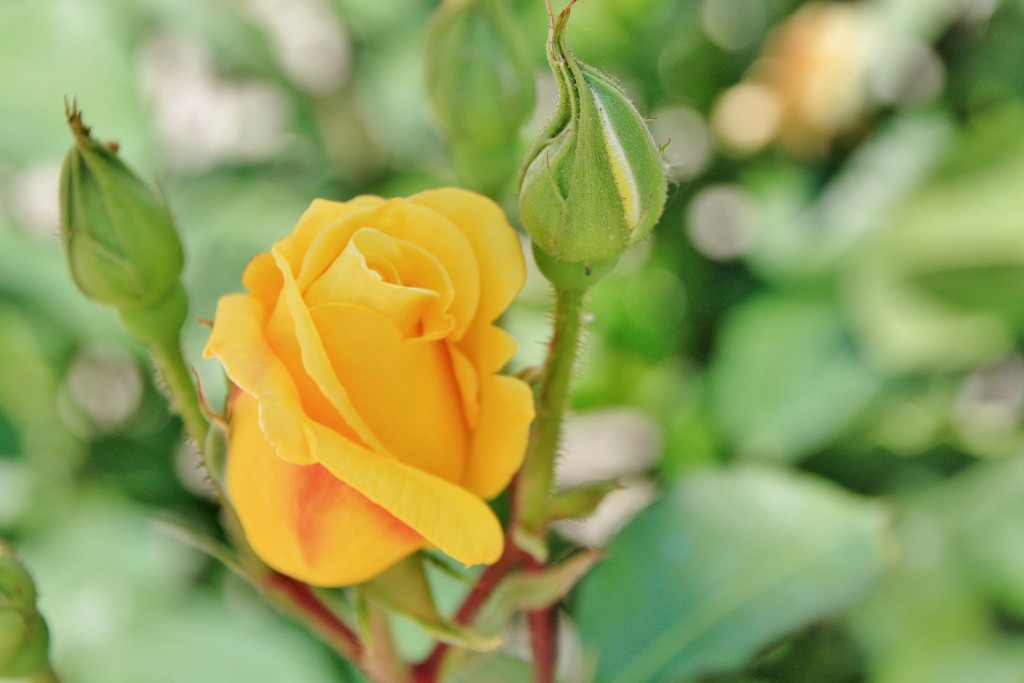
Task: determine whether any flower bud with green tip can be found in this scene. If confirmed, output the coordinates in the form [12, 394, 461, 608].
[0, 543, 50, 678]
[518, 0, 667, 286]
[425, 0, 536, 195]
[59, 100, 187, 347]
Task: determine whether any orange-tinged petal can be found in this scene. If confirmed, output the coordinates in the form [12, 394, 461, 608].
[207, 191, 531, 584]
[461, 374, 535, 499]
[227, 393, 424, 586]
[409, 188, 526, 323]
[310, 302, 468, 483]
[305, 419, 505, 568]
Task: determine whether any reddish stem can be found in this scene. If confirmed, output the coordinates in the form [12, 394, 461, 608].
[264, 573, 364, 664]
[524, 556, 557, 683]
[411, 540, 524, 682]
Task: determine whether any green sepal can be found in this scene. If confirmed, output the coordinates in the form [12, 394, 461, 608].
[117, 282, 188, 352]
[365, 556, 500, 651]
[474, 551, 601, 637]
[532, 242, 617, 293]
[547, 482, 621, 523]
[511, 523, 549, 564]
[201, 417, 230, 496]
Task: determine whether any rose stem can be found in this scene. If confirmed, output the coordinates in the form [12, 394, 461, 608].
[150, 338, 373, 675]
[517, 284, 587, 683]
[363, 600, 410, 683]
[524, 556, 557, 683]
[149, 337, 210, 451]
[414, 285, 587, 683]
[517, 285, 586, 534]
[411, 537, 525, 682]
[263, 573, 365, 664]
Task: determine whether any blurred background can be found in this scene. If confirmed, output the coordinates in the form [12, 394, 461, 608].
[3, 0, 1024, 681]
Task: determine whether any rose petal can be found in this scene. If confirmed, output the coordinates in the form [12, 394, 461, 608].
[228, 393, 424, 586]
[409, 188, 526, 323]
[461, 374, 535, 499]
[292, 199, 481, 339]
[242, 251, 282, 314]
[310, 302, 468, 483]
[305, 228, 456, 340]
[307, 418, 505, 569]
[204, 294, 316, 465]
[273, 247, 389, 454]
[274, 196, 386, 275]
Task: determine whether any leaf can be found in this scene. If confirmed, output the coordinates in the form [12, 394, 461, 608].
[909, 264, 1024, 324]
[845, 102, 1024, 372]
[21, 497, 350, 683]
[851, 453, 1024, 683]
[708, 295, 880, 462]
[574, 466, 889, 683]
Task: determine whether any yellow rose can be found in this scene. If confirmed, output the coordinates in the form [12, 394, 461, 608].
[204, 188, 534, 586]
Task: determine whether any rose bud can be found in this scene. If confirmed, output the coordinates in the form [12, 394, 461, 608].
[59, 101, 187, 344]
[424, 0, 536, 195]
[0, 544, 50, 678]
[204, 189, 534, 586]
[518, 0, 667, 288]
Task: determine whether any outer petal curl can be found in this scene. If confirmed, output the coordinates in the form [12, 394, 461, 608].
[228, 393, 424, 586]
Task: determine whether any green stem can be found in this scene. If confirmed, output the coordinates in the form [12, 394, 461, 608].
[513, 285, 586, 683]
[517, 285, 586, 539]
[150, 337, 210, 451]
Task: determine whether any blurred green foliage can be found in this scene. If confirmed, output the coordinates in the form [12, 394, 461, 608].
[3, 0, 1024, 681]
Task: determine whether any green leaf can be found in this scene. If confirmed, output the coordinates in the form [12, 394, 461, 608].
[575, 466, 889, 683]
[850, 453, 1024, 683]
[708, 295, 880, 462]
[909, 264, 1024, 324]
[845, 102, 1024, 372]
[22, 496, 351, 683]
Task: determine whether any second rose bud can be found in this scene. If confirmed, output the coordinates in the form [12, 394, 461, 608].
[519, 0, 667, 290]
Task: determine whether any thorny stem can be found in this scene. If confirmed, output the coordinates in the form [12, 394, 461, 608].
[517, 286, 586, 534]
[263, 573, 365, 665]
[147, 327, 381, 678]
[150, 338, 210, 452]
[524, 557, 557, 683]
[364, 601, 410, 683]
[513, 285, 587, 683]
[412, 537, 526, 682]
